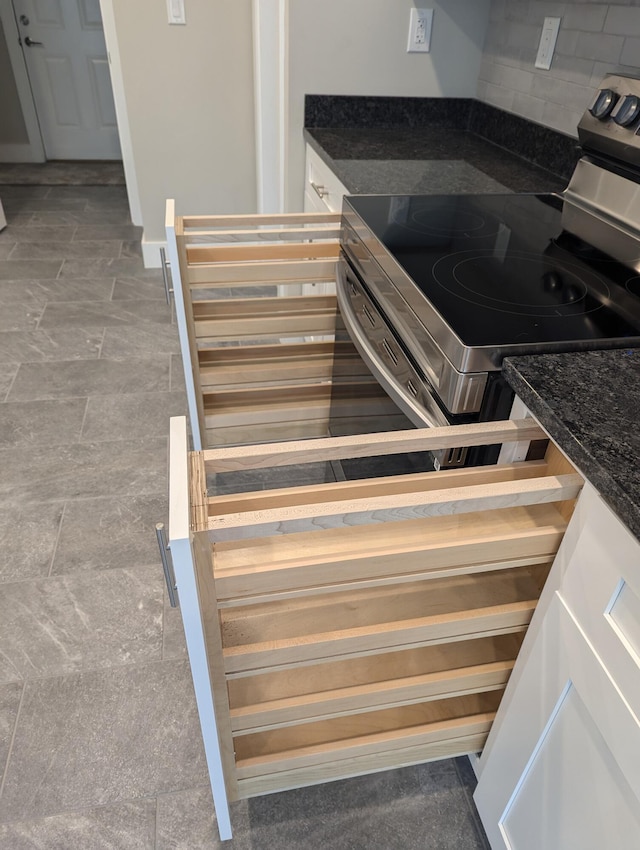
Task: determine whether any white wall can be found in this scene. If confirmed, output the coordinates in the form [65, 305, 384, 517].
[478, 0, 640, 137]
[110, 0, 257, 251]
[287, 0, 492, 208]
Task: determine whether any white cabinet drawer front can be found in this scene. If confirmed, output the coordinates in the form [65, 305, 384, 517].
[304, 187, 330, 214]
[306, 145, 348, 213]
[559, 483, 640, 717]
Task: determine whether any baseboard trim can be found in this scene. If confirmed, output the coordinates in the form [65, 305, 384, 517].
[141, 236, 165, 269]
[467, 752, 481, 778]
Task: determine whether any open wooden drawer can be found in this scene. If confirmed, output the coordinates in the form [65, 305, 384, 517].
[165, 204, 352, 450]
[168, 416, 582, 840]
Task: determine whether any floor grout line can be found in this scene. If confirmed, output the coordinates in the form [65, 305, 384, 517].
[0, 651, 186, 693]
[0, 386, 178, 404]
[0, 789, 194, 831]
[0, 560, 164, 591]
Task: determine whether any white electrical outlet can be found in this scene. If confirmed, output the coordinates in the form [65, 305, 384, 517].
[167, 0, 186, 25]
[407, 8, 433, 53]
[535, 17, 561, 70]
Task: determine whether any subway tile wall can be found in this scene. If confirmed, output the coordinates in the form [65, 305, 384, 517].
[477, 1, 640, 137]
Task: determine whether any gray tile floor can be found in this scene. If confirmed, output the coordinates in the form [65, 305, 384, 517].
[0, 183, 490, 849]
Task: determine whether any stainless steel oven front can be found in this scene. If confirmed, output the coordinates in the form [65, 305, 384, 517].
[336, 254, 452, 432]
[328, 250, 515, 474]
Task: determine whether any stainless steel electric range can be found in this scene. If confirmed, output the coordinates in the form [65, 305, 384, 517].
[332, 74, 640, 470]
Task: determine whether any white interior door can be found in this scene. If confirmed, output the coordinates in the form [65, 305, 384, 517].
[14, 0, 121, 159]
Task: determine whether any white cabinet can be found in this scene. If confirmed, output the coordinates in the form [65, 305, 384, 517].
[0, 198, 6, 231]
[301, 144, 348, 298]
[304, 143, 348, 214]
[474, 480, 640, 850]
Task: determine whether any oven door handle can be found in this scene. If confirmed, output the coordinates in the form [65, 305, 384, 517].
[336, 258, 449, 430]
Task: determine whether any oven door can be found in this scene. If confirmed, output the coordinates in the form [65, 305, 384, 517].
[329, 255, 451, 477]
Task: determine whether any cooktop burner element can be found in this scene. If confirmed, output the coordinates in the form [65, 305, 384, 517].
[430, 249, 613, 333]
[435, 251, 596, 315]
[392, 199, 491, 238]
[627, 276, 640, 297]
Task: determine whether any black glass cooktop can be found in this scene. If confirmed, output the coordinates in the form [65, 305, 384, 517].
[346, 193, 640, 348]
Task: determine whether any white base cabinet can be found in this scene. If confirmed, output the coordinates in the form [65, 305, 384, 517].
[303, 144, 348, 215]
[474, 481, 640, 849]
[302, 144, 348, 297]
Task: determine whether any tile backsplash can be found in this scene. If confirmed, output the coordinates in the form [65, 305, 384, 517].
[478, 0, 640, 137]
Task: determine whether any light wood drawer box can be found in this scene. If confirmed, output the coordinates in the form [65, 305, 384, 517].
[166, 205, 348, 451]
[168, 416, 582, 837]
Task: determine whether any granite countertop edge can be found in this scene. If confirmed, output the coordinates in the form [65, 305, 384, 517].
[304, 129, 360, 192]
[304, 129, 337, 169]
[503, 357, 640, 541]
[303, 126, 567, 195]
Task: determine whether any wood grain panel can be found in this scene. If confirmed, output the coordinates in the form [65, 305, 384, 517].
[202, 420, 548, 472]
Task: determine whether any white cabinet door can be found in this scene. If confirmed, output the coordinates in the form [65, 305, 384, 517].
[502, 670, 640, 850]
[474, 590, 640, 850]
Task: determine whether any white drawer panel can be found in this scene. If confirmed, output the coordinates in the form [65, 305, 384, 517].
[306, 144, 348, 213]
[303, 187, 330, 214]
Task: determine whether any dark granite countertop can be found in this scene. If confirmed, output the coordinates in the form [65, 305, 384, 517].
[503, 349, 640, 540]
[304, 126, 567, 196]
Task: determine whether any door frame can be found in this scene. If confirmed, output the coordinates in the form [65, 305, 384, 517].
[0, 0, 141, 225]
[252, 0, 288, 213]
[98, 0, 141, 223]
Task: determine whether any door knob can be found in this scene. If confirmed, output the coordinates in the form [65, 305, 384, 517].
[24, 36, 43, 46]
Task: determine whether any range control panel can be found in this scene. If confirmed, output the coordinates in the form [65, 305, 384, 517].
[578, 74, 640, 166]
